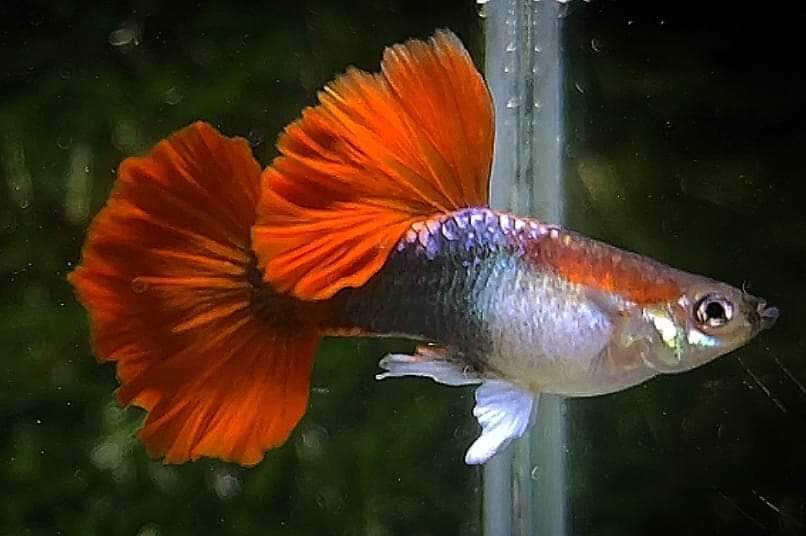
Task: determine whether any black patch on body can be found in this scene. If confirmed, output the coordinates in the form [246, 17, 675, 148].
[330, 208, 540, 366]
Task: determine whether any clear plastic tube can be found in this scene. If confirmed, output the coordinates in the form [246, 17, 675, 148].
[483, 1, 568, 534]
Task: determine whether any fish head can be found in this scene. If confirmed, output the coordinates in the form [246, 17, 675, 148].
[639, 279, 778, 374]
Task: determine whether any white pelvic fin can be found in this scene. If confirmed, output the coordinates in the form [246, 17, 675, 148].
[375, 350, 482, 386]
[464, 380, 537, 465]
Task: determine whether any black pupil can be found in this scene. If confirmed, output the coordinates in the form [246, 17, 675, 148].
[705, 301, 726, 320]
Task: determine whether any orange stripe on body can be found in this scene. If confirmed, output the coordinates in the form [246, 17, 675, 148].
[526, 229, 682, 304]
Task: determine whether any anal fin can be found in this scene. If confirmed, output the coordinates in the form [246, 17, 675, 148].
[376, 345, 481, 386]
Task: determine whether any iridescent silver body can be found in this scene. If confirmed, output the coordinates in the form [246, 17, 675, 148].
[332, 208, 777, 398]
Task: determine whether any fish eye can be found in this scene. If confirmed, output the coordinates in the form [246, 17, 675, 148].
[694, 294, 733, 328]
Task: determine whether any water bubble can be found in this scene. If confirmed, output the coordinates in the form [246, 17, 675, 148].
[301, 425, 328, 451]
[56, 136, 72, 150]
[315, 486, 345, 513]
[247, 129, 265, 147]
[211, 472, 241, 500]
[109, 28, 134, 46]
[163, 87, 183, 105]
[28, 11, 44, 26]
[91, 442, 123, 470]
[506, 97, 521, 109]
[477, 0, 490, 17]
[131, 277, 149, 294]
[109, 27, 139, 47]
[113, 119, 142, 153]
[149, 464, 178, 493]
[136, 524, 161, 536]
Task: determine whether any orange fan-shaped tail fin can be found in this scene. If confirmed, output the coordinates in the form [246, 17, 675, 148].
[253, 30, 494, 300]
[69, 122, 318, 465]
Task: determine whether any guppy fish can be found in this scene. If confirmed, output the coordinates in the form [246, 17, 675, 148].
[69, 30, 778, 466]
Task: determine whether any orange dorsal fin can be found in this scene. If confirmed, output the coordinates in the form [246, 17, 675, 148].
[252, 30, 494, 300]
[69, 122, 318, 465]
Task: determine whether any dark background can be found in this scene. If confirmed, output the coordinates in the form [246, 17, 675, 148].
[1, 1, 804, 535]
[563, 2, 806, 536]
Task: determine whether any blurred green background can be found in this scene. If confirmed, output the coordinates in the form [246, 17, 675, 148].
[2, 1, 805, 535]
